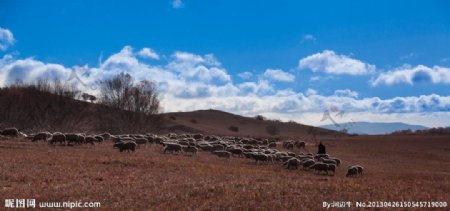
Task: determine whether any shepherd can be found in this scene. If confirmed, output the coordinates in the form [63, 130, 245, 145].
[317, 142, 326, 154]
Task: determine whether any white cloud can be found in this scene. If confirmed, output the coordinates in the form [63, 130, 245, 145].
[263, 68, 295, 82]
[137, 48, 160, 60]
[371, 65, 450, 86]
[400, 52, 417, 60]
[309, 76, 320, 82]
[334, 89, 358, 98]
[0, 27, 15, 51]
[172, 0, 184, 8]
[167, 51, 230, 83]
[237, 80, 275, 96]
[237, 71, 253, 79]
[0, 57, 72, 87]
[305, 88, 318, 96]
[301, 34, 316, 43]
[299, 50, 375, 75]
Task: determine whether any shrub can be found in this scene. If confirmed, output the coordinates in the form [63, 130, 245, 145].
[266, 123, 279, 135]
[228, 125, 239, 132]
[255, 115, 265, 121]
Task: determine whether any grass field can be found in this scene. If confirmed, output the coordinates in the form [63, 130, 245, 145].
[1, 135, 449, 210]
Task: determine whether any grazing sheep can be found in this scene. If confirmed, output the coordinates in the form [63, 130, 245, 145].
[100, 133, 111, 141]
[284, 143, 294, 150]
[252, 153, 269, 164]
[354, 165, 364, 176]
[283, 158, 301, 170]
[182, 146, 198, 155]
[279, 155, 293, 162]
[301, 159, 316, 170]
[135, 138, 148, 147]
[346, 166, 358, 177]
[310, 163, 328, 175]
[163, 143, 182, 154]
[32, 132, 51, 142]
[213, 150, 231, 159]
[49, 134, 66, 145]
[227, 148, 243, 157]
[65, 134, 80, 145]
[327, 164, 336, 176]
[314, 154, 329, 161]
[77, 135, 86, 144]
[295, 141, 306, 149]
[320, 157, 338, 165]
[113, 141, 137, 152]
[94, 136, 104, 143]
[0, 128, 19, 137]
[212, 144, 225, 151]
[330, 157, 341, 166]
[197, 144, 213, 151]
[268, 142, 277, 148]
[193, 134, 203, 140]
[84, 136, 96, 145]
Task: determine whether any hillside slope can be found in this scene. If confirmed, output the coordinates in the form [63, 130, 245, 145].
[162, 109, 339, 137]
[0, 87, 338, 137]
[0, 87, 162, 134]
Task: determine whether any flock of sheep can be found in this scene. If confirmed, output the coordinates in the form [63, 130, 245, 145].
[0, 127, 364, 177]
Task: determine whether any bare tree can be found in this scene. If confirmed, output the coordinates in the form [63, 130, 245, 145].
[99, 72, 160, 115]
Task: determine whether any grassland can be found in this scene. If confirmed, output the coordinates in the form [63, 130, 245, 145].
[0, 135, 449, 210]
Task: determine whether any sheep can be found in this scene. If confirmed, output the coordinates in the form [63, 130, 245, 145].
[284, 142, 294, 150]
[279, 155, 293, 162]
[252, 153, 269, 164]
[113, 141, 137, 152]
[329, 157, 341, 166]
[32, 132, 51, 142]
[314, 154, 329, 161]
[76, 134, 86, 145]
[65, 134, 77, 145]
[100, 132, 111, 141]
[212, 150, 231, 159]
[84, 136, 96, 145]
[193, 134, 203, 140]
[94, 135, 104, 143]
[327, 164, 336, 176]
[283, 158, 301, 170]
[301, 159, 315, 170]
[297, 155, 314, 160]
[198, 144, 214, 151]
[287, 152, 296, 157]
[0, 127, 19, 137]
[227, 148, 243, 157]
[295, 141, 306, 149]
[135, 138, 148, 147]
[310, 163, 328, 175]
[268, 142, 277, 148]
[181, 146, 198, 155]
[354, 165, 364, 176]
[346, 166, 358, 177]
[49, 134, 66, 145]
[320, 157, 338, 166]
[163, 143, 182, 154]
[211, 144, 225, 151]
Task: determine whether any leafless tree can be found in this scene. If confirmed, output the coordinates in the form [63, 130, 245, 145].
[98, 72, 160, 115]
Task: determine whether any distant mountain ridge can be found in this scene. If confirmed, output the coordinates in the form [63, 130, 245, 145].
[319, 121, 429, 135]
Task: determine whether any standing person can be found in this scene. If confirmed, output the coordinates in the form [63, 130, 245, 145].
[318, 142, 326, 154]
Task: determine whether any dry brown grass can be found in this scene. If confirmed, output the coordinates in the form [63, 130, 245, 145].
[1, 136, 449, 210]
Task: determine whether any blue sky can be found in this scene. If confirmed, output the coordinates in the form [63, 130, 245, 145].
[1, 0, 449, 127]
